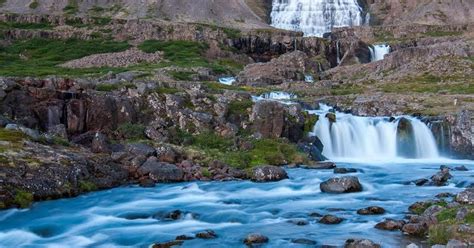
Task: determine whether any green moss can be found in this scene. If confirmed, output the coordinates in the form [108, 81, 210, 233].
[63, 0, 79, 15]
[0, 128, 27, 142]
[13, 190, 34, 208]
[154, 87, 181, 94]
[222, 27, 241, 39]
[304, 113, 318, 134]
[29, 0, 39, 9]
[228, 99, 253, 116]
[79, 181, 98, 192]
[0, 0, 6, 7]
[117, 123, 146, 140]
[0, 38, 130, 76]
[428, 224, 450, 245]
[201, 168, 211, 178]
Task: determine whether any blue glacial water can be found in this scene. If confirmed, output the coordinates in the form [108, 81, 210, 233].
[0, 160, 473, 248]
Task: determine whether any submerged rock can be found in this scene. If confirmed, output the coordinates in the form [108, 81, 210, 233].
[320, 176, 363, 193]
[292, 238, 317, 245]
[250, 165, 288, 182]
[319, 215, 343, 224]
[334, 168, 357, 174]
[300, 162, 336, 169]
[151, 240, 184, 248]
[344, 239, 380, 248]
[195, 230, 217, 239]
[357, 206, 386, 215]
[288, 219, 309, 226]
[243, 233, 269, 245]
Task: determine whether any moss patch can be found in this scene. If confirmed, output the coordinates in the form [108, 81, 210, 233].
[117, 123, 146, 141]
[13, 190, 34, 208]
[79, 181, 98, 192]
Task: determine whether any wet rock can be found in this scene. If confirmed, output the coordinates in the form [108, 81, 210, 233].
[243, 233, 269, 245]
[288, 219, 309, 226]
[454, 165, 468, 171]
[138, 178, 155, 188]
[164, 210, 182, 220]
[300, 162, 336, 169]
[325, 112, 336, 123]
[320, 176, 363, 193]
[414, 178, 429, 186]
[357, 206, 386, 215]
[250, 165, 288, 182]
[151, 240, 184, 248]
[375, 219, 405, 231]
[309, 212, 323, 217]
[436, 192, 455, 198]
[430, 168, 452, 186]
[292, 238, 317, 245]
[91, 132, 111, 153]
[446, 240, 468, 248]
[319, 215, 343, 224]
[402, 223, 428, 237]
[334, 168, 357, 174]
[137, 159, 184, 182]
[175, 235, 194, 240]
[344, 239, 380, 248]
[397, 117, 416, 158]
[156, 146, 178, 163]
[456, 188, 474, 204]
[195, 230, 217, 239]
[422, 205, 445, 218]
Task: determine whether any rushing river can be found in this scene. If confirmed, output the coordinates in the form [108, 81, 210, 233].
[1, 159, 473, 247]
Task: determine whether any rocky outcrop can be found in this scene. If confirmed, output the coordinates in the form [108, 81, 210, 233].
[448, 110, 474, 159]
[320, 176, 363, 193]
[344, 239, 380, 248]
[250, 165, 288, 182]
[237, 51, 315, 86]
[250, 100, 305, 142]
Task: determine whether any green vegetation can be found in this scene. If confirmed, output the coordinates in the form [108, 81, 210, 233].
[330, 84, 365, 95]
[117, 123, 146, 141]
[381, 73, 474, 94]
[154, 87, 182, 94]
[228, 99, 253, 116]
[0, 38, 130, 76]
[169, 71, 195, 81]
[187, 132, 306, 169]
[13, 190, 34, 208]
[79, 181, 98, 192]
[0, 128, 26, 143]
[0, 0, 6, 7]
[428, 205, 474, 245]
[201, 168, 212, 178]
[428, 225, 450, 245]
[304, 113, 318, 134]
[139, 40, 209, 67]
[29, 0, 39, 9]
[96, 82, 136, 92]
[410, 201, 447, 215]
[63, 0, 79, 15]
[424, 30, 462, 37]
[0, 21, 53, 30]
[222, 27, 241, 39]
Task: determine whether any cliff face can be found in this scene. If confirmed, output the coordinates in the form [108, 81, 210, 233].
[365, 0, 474, 26]
[0, 0, 270, 29]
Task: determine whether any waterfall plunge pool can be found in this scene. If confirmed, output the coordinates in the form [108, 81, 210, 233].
[0, 160, 472, 247]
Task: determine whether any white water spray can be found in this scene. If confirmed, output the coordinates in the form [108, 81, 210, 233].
[369, 44, 390, 62]
[271, 0, 364, 37]
[308, 105, 439, 160]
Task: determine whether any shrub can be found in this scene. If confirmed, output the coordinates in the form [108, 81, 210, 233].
[14, 190, 34, 208]
[117, 123, 146, 140]
[228, 99, 253, 116]
[79, 181, 98, 192]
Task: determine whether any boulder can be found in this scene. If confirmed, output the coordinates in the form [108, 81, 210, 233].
[319, 215, 343, 224]
[195, 230, 217, 239]
[288, 219, 309, 226]
[137, 159, 184, 182]
[375, 219, 405, 231]
[151, 240, 184, 248]
[357, 206, 386, 215]
[397, 117, 416, 158]
[91, 132, 111, 153]
[456, 188, 474, 205]
[300, 162, 336, 169]
[446, 239, 468, 248]
[126, 143, 156, 157]
[344, 239, 381, 248]
[414, 178, 429, 186]
[243, 233, 269, 245]
[320, 176, 363, 193]
[402, 223, 428, 237]
[334, 168, 357, 174]
[250, 165, 288, 182]
[430, 168, 452, 186]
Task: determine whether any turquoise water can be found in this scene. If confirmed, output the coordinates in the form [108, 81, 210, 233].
[0, 160, 473, 247]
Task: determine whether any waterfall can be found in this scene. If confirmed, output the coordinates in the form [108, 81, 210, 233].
[308, 104, 440, 160]
[336, 41, 341, 65]
[305, 75, 314, 83]
[270, 0, 364, 37]
[369, 44, 390, 62]
[218, 77, 236, 85]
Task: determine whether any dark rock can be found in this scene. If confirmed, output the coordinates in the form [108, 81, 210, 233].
[195, 230, 217, 239]
[446, 240, 468, 248]
[319, 215, 343, 224]
[175, 235, 194, 241]
[292, 239, 317, 245]
[156, 146, 178, 163]
[126, 143, 156, 157]
[91, 132, 111, 153]
[344, 239, 381, 248]
[334, 168, 357, 174]
[325, 112, 336, 123]
[397, 117, 416, 158]
[151, 240, 184, 248]
[250, 165, 288, 182]
[357, 206, 386, 215]
[414, 178, 429, 186]
[165, 210, 182, 220]
[138, 178, 155, 188]
[374, 219, 405, 231]
[422, 205, 444, 218]
[309, 212, 323, 217]
[300, 162, 336, 169]
[430, 168, 452, 186]
[454, 165, 468, 171]
[288, 219, 309, 226]
[456, 188, 474, 204]
[243, 233, 269, 245]
[436, 192, 455, 198]
[137, 159, 184, 182]
[320, 176, 363, 193]
[402, 223, 428, 237]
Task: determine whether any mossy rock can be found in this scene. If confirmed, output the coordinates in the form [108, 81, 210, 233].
[13, 190, 34, 208]
[325, 113, 336, 123]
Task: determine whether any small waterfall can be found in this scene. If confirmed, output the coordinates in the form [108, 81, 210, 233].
[218, 77, 236, 85]
[305, 75, 314, 83]
[336, 41, 341, 65]
[308, 104, 440, 160]
[270, 0, 364, 37]
[254, 91, 297, 100]
[369, 44, 390, 62]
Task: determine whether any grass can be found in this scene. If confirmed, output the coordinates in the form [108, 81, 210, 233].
[154, 87, 182, 94]
[427, 205, 474, 245]
[96, 82, 136, 92]
[79, 181, 98, 192]
[330, 84, 365, 95]
[138, 40, 209, 67]
[13, 190, 34, 208]
[169, 71, 195, 81]
[222, 27, 241, 39]
[0, 21, 53, 30]
[424, 31, 462, 37]
[117, 123, 146, 141]
[0, 38, 130, 76]
[63, 0, 79, 15]
[0, 128, 27, 143]
[228, 99, 254, 116]
[381, 73, 474, 94]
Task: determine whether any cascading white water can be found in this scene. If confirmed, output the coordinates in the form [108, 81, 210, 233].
[369, 44, 390, 62]
[271, 0, 364, 37]
[308, 104, 440, 160]
[218, 77, 236, 85]
[305, 75, 314, 83]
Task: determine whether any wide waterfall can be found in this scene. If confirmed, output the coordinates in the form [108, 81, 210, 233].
[308, 105, 440, 160]
[369, 44, 391, 62]
[271, 0, 364, 37]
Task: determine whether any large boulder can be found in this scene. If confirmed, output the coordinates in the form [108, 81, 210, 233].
[250, 165, 288, 182]
[375, 219, 405, 231]
[243, 233, 269, 245]
[237, 51, 314, 87]
[137, 159, 184, 182]
[430, 168, 452, 186]
[250, 100, 305, 142]
[320, 176, 363, 193]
